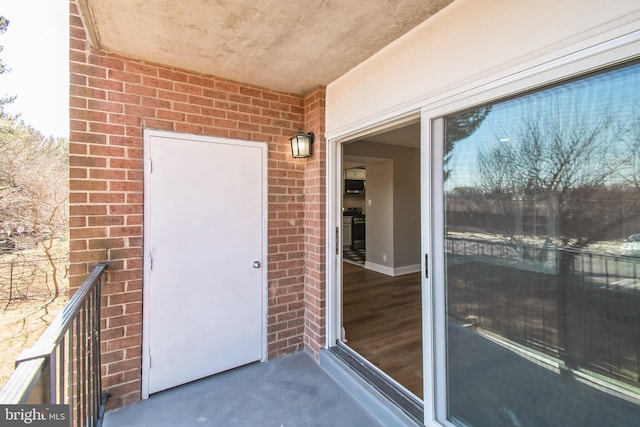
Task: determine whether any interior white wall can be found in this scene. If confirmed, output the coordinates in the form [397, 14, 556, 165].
[364, 159, 394, 268]
[326, 0, 640, 136]
[344, 142, 421, 272]
[393, 149, 420, 268]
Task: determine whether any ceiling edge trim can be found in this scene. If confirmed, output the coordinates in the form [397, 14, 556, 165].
[75, 0, 101, 49]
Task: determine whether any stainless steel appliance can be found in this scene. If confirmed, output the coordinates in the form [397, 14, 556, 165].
[351, 214, 365, 249]
[343, 208, 365, 249]
[344, 179, 365, 194]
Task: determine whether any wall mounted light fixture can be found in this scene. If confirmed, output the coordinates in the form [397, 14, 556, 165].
[289, 129, 314, 158]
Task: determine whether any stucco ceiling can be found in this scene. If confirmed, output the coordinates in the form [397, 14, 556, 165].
[78, 0, 454, 95]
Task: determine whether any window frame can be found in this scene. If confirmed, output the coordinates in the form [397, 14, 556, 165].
[420, 30, 640, 426]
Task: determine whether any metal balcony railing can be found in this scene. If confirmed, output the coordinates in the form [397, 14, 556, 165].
[0, 263, 108, 427]
[446, 237, 640, 392]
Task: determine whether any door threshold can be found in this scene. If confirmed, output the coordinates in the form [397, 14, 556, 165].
[320, 347, 423, 427]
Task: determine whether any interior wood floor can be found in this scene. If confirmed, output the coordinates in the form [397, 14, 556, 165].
[342, 262, 423, 398]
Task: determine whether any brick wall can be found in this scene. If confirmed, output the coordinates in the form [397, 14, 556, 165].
[70, 0, 326, 409]
[302, 89, 327, 355]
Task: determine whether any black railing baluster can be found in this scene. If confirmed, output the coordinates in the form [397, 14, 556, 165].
[68, 327, 74, 424]
[60, 338, 65, 405]
[76, 311, 82, 427]
[605, 258, 613, 376]
[0, 263, 107, 427]
[88, 293, 95, 427]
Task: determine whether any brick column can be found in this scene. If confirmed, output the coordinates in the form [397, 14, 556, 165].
[302, 88, 327, 356]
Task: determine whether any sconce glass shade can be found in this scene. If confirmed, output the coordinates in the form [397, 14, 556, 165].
[289, 129, 314, 158]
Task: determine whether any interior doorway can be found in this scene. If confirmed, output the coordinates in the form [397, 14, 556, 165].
[338, 120, 423, 399]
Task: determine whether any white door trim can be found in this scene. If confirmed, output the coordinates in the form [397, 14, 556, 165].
[141, 129, 268, 399]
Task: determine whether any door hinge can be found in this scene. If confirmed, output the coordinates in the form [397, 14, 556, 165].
[425, 253, 429, 279]
[149, 253, 153, 270]
[336, 227, 340, 255]
[149, 159, 153, 173]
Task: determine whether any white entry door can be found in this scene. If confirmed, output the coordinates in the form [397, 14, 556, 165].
[143, 130, 266, 395]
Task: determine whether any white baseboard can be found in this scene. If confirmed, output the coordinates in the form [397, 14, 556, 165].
[393, 264, 421, 276]
[364, 261, 394, 276]
[364, 262, 421, 277]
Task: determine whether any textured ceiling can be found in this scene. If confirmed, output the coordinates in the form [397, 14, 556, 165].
[79, 0, 454, 94]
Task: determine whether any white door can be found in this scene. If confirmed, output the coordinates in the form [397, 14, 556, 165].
[143, 130, 266, 395]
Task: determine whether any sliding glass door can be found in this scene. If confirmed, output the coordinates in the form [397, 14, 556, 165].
[430, 61, 640, 426]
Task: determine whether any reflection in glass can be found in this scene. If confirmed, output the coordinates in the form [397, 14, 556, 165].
[442, 62, 640, 426]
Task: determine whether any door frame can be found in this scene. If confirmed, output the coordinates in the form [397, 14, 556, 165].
[325, 113, 424, 403]
[141, 129, 269, 399]
[325, 113, 422, 349]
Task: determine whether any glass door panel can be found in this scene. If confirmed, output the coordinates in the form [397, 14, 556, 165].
[439, 61, 640, 426]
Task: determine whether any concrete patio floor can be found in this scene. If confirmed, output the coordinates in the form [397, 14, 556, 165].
[101, 351, 385, 427]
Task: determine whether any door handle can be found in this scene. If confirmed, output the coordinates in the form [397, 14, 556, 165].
[253, 261, 261, 269]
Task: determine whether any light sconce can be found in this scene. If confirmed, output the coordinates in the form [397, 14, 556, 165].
[289, 129, 314, 158]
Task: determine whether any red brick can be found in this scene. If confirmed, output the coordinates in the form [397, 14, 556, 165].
[109, 313, 142, 328]
[70, 131, 107, 145]
[89, 145, 126, 157]
[158, 69, 189, 83]
[89, 238, 125, 250]
[88, 99, 123, 113]
[89, 122, 126, 135]
[157, 89, 188, 102]
[69, 203, 107, 215]
[125, 83, 157, 97]
[109, 136, 140, 147]
[88, 54, 125, 71]
[175, 123, 203, 134]
[108, 92, 141, 105]
[89, 77, 124, 92]
[142, 118, 174, 130]
[124, 104, 155, 117]
[142, 76, 174, 90]
[110, 226, 143, 237]
[71, 108, 108, 122]
[186, 114, 212, 126]
[70, 85, 106, 100]
[173, 102, 201, 114]
[125, 62, 157, 76]
[110, 181, 143, 192]
[69, 249, 108, 263]
[188, 95, 214, 107]
[188, 75, 216, 88]
[108, 69, 141, 84]
[69, 179, 107, 191]
[69, 227, 108, 239]
[87, 216, 124, 227]
[141, 97, 170, 110]
[89, 169, 127, 180]
[70, 62, 107, 79]
[175, 82, 202, 95]
[109, 158, 143, 170]
[109, 292, 142, 306]
[157, 110, 185, 121]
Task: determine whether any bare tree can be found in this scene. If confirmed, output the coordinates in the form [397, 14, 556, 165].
[475, 100, 639, 248]
[470, 92, 640, 368]
[0, 117, 68, 299]
[0, 16, 16, 116]
[445, 106, 491, 181]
